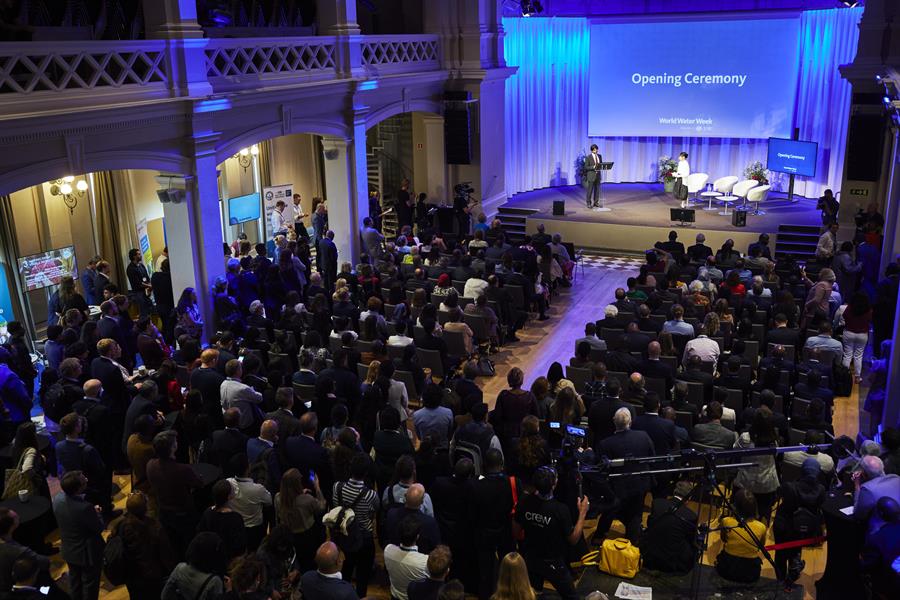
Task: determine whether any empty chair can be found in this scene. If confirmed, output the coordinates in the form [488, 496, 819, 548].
[731, 179, 759, 210]
[713, 175, 739, 195]
[565, 366, 591, 393]
[746, 184, 771, 215]
[686, 173, 709, 204]
[394, 370, 420, 404]
[416, 347, 445, 379]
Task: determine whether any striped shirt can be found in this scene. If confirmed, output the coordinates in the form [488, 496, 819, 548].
[332, 479, 379, 533]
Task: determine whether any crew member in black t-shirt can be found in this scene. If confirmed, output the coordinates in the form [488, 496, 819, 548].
[514, 466, 589, 600]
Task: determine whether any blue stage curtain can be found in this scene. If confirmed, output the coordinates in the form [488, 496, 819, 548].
[503, 8, 862, 199]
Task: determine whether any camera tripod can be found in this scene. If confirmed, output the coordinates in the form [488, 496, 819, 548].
[577, 443, 832, 600]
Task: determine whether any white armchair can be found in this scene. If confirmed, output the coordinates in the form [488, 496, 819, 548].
[731, 179, 760, 209]
[713, 176, 739, 195]
[746, 184, 771, 215]
[686, 173, 709, 204]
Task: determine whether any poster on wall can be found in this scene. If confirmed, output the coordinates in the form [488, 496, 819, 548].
[17, 246, 77, 292]
[263, 184, 293, 240]
[137, 219, 153, 274]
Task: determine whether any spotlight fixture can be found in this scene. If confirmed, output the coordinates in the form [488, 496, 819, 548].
[49, 175, 89, 214]
[233, 144, 259, 172]
[839, 1, 860, 7]
[521, 0, 543, 17]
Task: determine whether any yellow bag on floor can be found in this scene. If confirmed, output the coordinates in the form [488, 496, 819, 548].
[583, 538, 641, 579]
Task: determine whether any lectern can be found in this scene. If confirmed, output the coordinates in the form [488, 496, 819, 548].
[595, 162, 614, 211]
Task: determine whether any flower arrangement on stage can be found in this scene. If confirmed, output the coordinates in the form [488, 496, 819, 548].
[658, 156, 677, 183]
[574, 149, 589, 185]
[658, 156, 678, 192]
[744, 160, 770, 185]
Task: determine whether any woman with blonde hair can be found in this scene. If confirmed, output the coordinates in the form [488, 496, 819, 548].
[492, 552, 535, 600]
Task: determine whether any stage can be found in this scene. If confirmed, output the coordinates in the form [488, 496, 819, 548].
[500, 183, 822, 254]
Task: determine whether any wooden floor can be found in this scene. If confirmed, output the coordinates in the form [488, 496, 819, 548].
[64, 259, 861, 599]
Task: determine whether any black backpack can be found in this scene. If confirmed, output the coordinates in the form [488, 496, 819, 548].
[40, 382, 67, 423]
[376, 483, 404, 544]
[791, 505, 822, 538]
[331, 483, 365, 553]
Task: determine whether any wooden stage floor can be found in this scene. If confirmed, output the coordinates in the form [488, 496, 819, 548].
[505, 183, 822, 253]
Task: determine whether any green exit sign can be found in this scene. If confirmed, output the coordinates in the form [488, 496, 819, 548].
[848, 188, 869, 197]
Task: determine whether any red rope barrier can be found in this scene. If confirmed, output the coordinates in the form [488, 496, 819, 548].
[764, 536, 827, 551]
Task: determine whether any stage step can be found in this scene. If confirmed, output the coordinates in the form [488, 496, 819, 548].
[496, 203, 540, 242]
[775, 224, 821, 260]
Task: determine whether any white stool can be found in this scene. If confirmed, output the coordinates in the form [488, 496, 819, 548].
[700, 191, 722, 211]
[718, 195, 738, 216]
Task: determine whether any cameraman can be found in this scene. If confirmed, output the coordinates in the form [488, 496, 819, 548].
[514, 466, 589, 600]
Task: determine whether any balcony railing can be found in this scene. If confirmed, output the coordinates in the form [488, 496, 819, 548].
[362, 35, 441, 75]
[204, 36, 338, 92]
[0, 34, 442, 118]
[0, 40, 169, 96]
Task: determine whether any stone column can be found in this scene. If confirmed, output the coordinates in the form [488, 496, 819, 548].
[321, 121, 368, 265]
[163, 134, 225, 340]
[315, 0, 364, 78]
[141, 0, 212, 97]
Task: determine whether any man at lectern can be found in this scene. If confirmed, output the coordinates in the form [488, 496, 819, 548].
[584, 144, 603, 208]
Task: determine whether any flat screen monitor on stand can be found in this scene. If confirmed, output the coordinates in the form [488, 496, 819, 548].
[767, 138, 818, 203]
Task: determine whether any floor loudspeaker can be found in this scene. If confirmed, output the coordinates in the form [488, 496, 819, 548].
[732, 210, 747, 227]
[553, 200, 565, 216]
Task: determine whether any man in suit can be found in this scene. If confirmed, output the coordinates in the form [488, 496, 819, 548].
[641, 480, 698, 574]
[317, 348, 361, 407]
[623, 322, 652, 357]
[80, 256, 100, 306]
[656, 231, 685, 260]
[596, 408, 656, 544]
[613, 288, 638, 318]
[767, 314, 800, 349]
[71, 379, 114, 471]
[121, 380, 161, 454]
[583, 144, 603, 209]
[266, 387, 302, 439]
[632, 394, 677, 456]
[690, 401, 737, 448]
[587, 379, 632, 448]
[90, 338, 137, 457]
[0, 510, 51, 594]
[636, 304, 661, 334]
[52, 471, 105, 600]
[92, 261, 112, 306]
[191, 349, 226, 428]
[748, 233, 773, 260]
[284, 413, 332, 486]
[687, 233, 713, 262]
[208, 408, 247, 468]
[318, 230, 339, 291]
[300, 542, 360, 600]
[96, 301, 122, 347]
[247, 419, 282, 493]
[639, 341, 674, 401]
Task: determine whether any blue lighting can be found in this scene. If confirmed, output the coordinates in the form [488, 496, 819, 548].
[195, 97, 232, 113]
